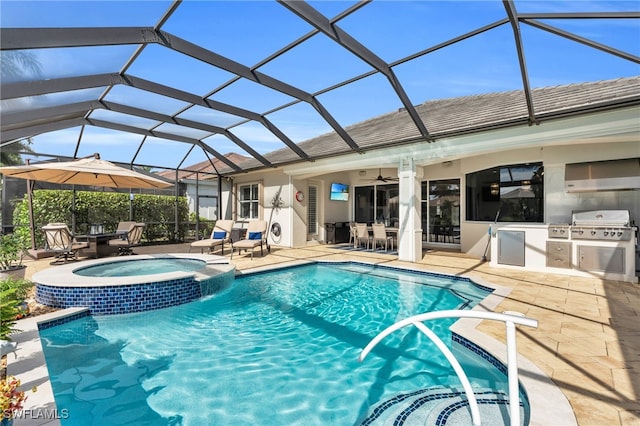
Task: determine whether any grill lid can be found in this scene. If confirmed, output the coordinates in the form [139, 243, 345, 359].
[571, 209, 630, 227]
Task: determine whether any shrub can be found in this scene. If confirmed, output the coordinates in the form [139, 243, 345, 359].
[0, 234, 27, 271]
[13, 190, 189, 246]
[0, 277, 32, 340]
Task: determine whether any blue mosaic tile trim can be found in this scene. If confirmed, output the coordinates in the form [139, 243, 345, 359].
[361, 389, 508, 426]
[343, 261, 495, 293]
[242, 261, 495, 294]
[36, 309, 91, 330]
[237, 262, 312, 277]
[36, 269, 234, 316]
[452, 333, 529, 402]
[360, 388, 432, 426]
[36, 278, 200, 315]
[435, 395, 519, 426]
[394, 391, 467, 426]
[452, 332, 508, 376]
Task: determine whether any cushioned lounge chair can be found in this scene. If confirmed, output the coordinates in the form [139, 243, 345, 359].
[231, 220, 268, 259]
[42, 223, 89, 264]
[108, 222, 145, 255]
[189, 220, 234, 254]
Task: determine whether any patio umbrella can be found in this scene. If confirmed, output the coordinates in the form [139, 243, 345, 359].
[0, 154, 173, 249]
[0, 154, 172, 189]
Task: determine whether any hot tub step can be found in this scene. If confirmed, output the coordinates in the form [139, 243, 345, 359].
[359, 386, 525, 426]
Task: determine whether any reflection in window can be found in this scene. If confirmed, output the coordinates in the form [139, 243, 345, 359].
[422, 179, 460, 244]
[354, 184, 398, 226]
[466, 163, 543, 222]
[238, 183, 259, 219]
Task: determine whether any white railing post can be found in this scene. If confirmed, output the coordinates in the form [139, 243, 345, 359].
[504, 311, 524, 426]
[359, 310, 538, 426]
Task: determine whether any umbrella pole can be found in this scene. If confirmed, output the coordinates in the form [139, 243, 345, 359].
[129, 192, 134, 221]
[174, 170, 179, 241]
[24, 159, 36, 250]
[72, 186, 77, 234]
[27, 179, 35, 250]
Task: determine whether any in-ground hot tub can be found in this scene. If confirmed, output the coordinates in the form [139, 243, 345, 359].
[33, 254, 235, 315]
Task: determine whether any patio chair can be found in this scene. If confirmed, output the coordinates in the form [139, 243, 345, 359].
[42, 223, 89, 265]
[355, 223, 372, 250]
[231, 220, 268, 259]
[348, 222, 358, 247]
[372, 223, 394, 251]
[114, 221, 136, 237]
[108, 222, 145, 255]
[189, 220, 234, 254]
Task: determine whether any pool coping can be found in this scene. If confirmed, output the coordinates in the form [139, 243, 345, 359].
[9, 259, 576, 426]
[449, 275, 577, 426]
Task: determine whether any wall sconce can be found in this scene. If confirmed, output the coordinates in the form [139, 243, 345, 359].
[490, 183, 499, 196]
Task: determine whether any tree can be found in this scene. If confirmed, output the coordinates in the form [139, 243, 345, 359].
[1, 51, 42, 166]
[0, 139, 33, 167]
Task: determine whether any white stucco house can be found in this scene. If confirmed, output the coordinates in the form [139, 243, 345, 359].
[209, 77, 639, 282]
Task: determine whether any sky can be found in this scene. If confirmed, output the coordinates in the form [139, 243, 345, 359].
[1, 0, 639, 171]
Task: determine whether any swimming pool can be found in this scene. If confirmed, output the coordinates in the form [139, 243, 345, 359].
[38, 262, 528, 425]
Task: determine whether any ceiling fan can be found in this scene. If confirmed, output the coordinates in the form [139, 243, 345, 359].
[366, 168, 399, 183]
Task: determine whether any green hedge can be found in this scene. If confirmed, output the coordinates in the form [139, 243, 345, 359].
[13, 190, 189, 248]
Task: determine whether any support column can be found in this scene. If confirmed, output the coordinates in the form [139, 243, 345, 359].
[397, 157, 423, 262]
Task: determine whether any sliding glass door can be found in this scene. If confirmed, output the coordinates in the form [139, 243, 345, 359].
[421, 179, 460, 245]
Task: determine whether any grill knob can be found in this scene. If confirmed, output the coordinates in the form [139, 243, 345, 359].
[591, 230, 596, 236]
[603, 231, 609, 236]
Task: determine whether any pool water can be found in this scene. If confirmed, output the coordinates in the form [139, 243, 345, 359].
[40, 263, 514, 425]
[74, 258, 206, 277]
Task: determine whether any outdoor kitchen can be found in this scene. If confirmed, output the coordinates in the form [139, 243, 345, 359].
[490, 209, 639, 283]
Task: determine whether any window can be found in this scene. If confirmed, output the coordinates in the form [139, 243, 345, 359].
[238, 183, 259, 219]
[354, 184, 398, 225]
[466, 163, 543, 222]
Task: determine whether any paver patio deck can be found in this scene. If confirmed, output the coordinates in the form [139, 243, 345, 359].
[7, 242, 640, 425]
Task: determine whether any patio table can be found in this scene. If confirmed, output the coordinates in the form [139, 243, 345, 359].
[76, 233, 119, 258]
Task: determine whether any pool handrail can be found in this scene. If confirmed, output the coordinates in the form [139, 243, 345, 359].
[359, 309, 538, 426]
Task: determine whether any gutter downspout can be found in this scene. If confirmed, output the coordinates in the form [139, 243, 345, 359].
[174, 169, 179, 241]
[217, 174, 223, 220]
[289, 174, 294, 248]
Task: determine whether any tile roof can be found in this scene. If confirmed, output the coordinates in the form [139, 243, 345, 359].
[158, 152, 250, 180]
[227, 76, 640, 174]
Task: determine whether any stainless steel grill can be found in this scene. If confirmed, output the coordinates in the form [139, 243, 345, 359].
[548, 224, 570, 239]
[570, 209, 634, 241]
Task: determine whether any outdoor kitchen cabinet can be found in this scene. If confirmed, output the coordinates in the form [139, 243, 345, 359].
[546, 241, 572, 269]
[577, 245, 626, 275]
[490, 222, 637, 283]
[497, 230, 526, 266]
